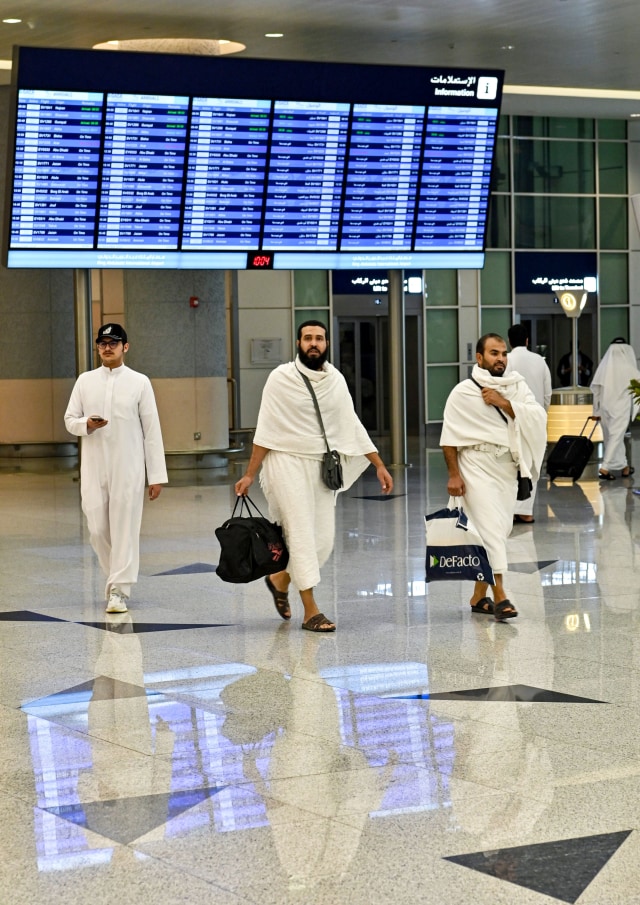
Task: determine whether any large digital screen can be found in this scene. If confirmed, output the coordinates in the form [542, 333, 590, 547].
[5, 47, 503, 270]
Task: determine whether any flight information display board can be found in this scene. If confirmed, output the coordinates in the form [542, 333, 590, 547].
[5, 48, 504, 269]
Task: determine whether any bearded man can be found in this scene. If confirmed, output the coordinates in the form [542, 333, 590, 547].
[235, 320, 393, 632]
[440, 333, 547, 622]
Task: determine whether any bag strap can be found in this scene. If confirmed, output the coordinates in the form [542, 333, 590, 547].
[232, 494, 268, 519]
[447, 495, 469, 530]
[468, 375, 508, 425]
[296, 366, 331, 454]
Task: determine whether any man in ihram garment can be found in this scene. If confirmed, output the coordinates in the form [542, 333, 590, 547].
[235, 320, 393, 633]
[440, 333, 547, 622]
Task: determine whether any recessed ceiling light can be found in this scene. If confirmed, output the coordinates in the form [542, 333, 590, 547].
[501, 44, 515, 51]
[2, 18, 22, 24]
[630, 113, 640, 118]
[265, 33, 284, 38]
[93, 38, 245, 55]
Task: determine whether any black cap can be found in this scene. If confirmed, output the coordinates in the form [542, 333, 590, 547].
[612, 337, 627, 344]
[96, 323, 127, 344]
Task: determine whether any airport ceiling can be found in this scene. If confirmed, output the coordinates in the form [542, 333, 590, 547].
[1, 0, 640, 118]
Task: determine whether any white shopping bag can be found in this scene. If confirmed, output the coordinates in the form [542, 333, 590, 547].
[425, 498, 495, 584]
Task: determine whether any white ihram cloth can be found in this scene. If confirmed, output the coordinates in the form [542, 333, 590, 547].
[506, 347, 552, 515]
[440, 364, 547, 574]
[64, 364, 167, 599]
[506, 346, 552, 410]
[254, 357, 377, 590]
[592, 342, 640, 472]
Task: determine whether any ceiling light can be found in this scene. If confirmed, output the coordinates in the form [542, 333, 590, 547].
[265, 33, 284, 38]
[93, 38, 245, 55]
[504, 84, 640, 101]
[501, 44, 515, 51]
[0, 59, 12, 69]
[630, 113, 640, 118]
[2, 18, 22, 24]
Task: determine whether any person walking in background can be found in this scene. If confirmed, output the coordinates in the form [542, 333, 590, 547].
[592, 337, 640, 480]
[440, 333, 547, 622]
[557, 343, 593, 387]
[234, 320, 393, 633]
[507, 324, 551, 523]
[64, 323, 167, 613]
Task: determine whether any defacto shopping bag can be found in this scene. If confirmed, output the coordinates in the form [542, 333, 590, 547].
[425, 499, 495, 585]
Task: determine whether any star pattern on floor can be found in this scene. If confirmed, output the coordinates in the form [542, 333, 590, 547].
[75, 620, 232, 633]
[152, 562, 218, 575]
[45, 786, 227, 846]
[393, 684, 608, 703]
[0, 610, 232, 633]
[445, 831, 633, 903]
[350, 493, 405, 501]
[507, 560, 560, 573]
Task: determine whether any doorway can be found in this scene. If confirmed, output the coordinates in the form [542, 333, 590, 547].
[515, 310, 595, 388]
[336, 314, 423, 435]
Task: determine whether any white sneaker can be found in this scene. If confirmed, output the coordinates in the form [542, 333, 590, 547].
[106, 589, 128, 614]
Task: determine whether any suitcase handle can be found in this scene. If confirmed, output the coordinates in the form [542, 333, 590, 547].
[582, 416, 599, 440]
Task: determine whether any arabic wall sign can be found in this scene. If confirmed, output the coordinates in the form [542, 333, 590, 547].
[514, 252, 598, 295]
[332, 270, 423, 295]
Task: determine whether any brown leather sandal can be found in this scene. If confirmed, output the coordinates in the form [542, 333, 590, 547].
[265, 576, 291, 620]
[301, 613, 336, 632]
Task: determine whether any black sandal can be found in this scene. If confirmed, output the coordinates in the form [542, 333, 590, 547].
[470, 597, 494, 614]
[494, 599, 518, 622]
[622, 467, 635, 477]
[599, 471, 616, 481]
[265, 576, 291, 621]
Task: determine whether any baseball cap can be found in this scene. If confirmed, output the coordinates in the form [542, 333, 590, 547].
[96, 323, 127, 344]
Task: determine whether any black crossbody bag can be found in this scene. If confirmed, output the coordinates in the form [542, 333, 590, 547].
[469, 376, 532, 501]
[297, 369, 344, 491]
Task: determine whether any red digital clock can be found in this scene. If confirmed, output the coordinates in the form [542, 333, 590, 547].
[247, 253, 274, 269]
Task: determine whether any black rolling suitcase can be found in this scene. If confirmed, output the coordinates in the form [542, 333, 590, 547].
[546, 417, 598, 482]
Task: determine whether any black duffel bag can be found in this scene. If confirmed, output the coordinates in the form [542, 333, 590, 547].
[215, 496, 289, 583]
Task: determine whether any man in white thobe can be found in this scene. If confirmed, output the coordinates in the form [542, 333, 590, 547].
[592, 337, 640, 479]
[235, 320, 393, 633]
[507, 323, 551, 523]
[64, 323, 167, 613]
[440, 333, 547, 622]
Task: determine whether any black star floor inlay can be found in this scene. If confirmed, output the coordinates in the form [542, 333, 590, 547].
[508, 560, 559, 574]
[350, 493, 405, 501]
[46, 786, 226, 845]
[152, 562, 218, 576]
[22, 677, 164, 713]
[394, 684, 608, 703]
[0, 610, 68, 622]
[75, 621, 231, 633]
[445, 831, 632, 903]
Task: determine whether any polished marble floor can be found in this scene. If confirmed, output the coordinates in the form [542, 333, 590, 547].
[2, 431, 640, 904]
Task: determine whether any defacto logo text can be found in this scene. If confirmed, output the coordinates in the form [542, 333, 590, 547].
[430, 553, 481, 568]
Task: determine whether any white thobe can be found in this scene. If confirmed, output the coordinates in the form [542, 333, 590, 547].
[254, 357, 377, 591]
[64, 364, 167, 599]
[592, 342, 640, 472]
[506, 346, 551, 516]
[440, 365, 547, 575]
